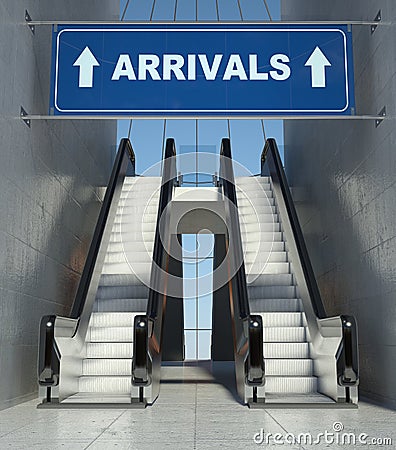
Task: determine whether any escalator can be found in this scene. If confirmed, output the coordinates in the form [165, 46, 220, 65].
[37, 138, 180, 406]
[232, 138, 359, 406]
[37, 136, 358, 408]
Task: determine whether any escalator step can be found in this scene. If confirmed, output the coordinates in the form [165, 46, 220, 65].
[86, 343, 133, 358]
[249, 298, 302, 313]
[93, 298, 148, 312]
[263, 327, 307, 343]
[82, 359, 131, 376]
[265, 376, 317, 394]
[265, 359, 314, 376]
[89, 312, 143, 327]
[79, 376, 131, 393]
[264, 342, 310, 358]
[87, 326, 134, 343]
[248, 286, 297, 299]
[258, 312, 304, 327]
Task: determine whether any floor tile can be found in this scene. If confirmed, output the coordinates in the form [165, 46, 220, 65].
[0, 365, 395, 450]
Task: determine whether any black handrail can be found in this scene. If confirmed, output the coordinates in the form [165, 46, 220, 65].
[71, 138, 135, 318]
[38, 315, 59, 399]
[261, 138, 326, 318]
[131, 138, 177, 404]
[246, 315, 265, 386]
[220, 138, 265, 400]
[220, 138, 250, 320]
[337, 315, 359, 389]
[147, 138, 177, 320]
[132, 315, 150, 386]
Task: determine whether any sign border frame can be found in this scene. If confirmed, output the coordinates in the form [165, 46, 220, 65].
[52, 25, 352, 115]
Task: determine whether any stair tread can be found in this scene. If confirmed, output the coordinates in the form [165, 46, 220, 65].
[266, 375, 316, 378]
[264, 393, 334, 404]
[62, 393, 133, 403]
[79, 375, 131, 378]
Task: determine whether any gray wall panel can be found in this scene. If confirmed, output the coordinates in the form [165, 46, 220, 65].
[0, 0, 118, 409]
[281, 0, 396, 407]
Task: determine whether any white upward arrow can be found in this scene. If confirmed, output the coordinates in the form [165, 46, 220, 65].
[73, 47, 100, 88]
[305, 46, 331, 88]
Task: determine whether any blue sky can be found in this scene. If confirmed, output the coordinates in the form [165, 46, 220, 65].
[117, 0, 283, 175]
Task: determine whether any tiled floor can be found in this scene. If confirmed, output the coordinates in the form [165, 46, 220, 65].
[0, 363, 395, 449]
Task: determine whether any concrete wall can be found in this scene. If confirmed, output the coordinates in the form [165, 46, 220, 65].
[281, 1, 396, 408]
[0, 1, 118, 409]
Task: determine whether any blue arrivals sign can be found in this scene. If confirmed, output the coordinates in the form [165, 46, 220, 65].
[50, 24, 355, 116]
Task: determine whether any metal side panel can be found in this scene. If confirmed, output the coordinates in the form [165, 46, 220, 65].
[56, 182, 124, 401]
[269, 176, 343, 402]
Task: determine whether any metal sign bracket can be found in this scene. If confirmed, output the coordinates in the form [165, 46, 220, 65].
[25, 10, 35, 34]
[371, 10, 382, 34]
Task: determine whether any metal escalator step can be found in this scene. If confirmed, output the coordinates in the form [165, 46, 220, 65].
[238, 205, 277, 213]
[113, 214, 157, 224]
[239, 211, 278, 220]
[106, 242, 154, 253]
[235, 176, 270, 184]
[239, 214, 279, 225]
[104, 251, 151, 263]
[263, 327, 307, 342]
[89, 312, 143, 327]
[82, 359, 131, 376]
[99, 274, 150, 287]
[93, 298, 148, 312]
[238, 194, 274, 204]
[243, 231, 284, 243]
[236, 188, 272, 197]
[115, 210, 157, 219]
[61, 393, 133, 403]
[79, 376, 131, 393]
[118, 195, 160, 204]
[249, 298, 302, 313]
[238, 197, 276, 207]
[246, 262, 290, 274]
[102, 257, 151, 268]
[116, 204, 158, 213]
[247, 273, 294, 286]
[104, 252, 128, 263]
[99, 273, 149, 287]
[247, 271, 295, 287]
[117, 200, 154, 207]
[240, 222, 281, 233]
[86, 343, 133, 359]
[120, 187, 159, 195]
[101, 261, 152, 275]
[96, 285, 148, 300]
[111, 222, 156, 233]
[264, 342, 309, 358]
[244, 252, 288, 264]
[88, 327, 134, 343]
[265, 376, 317, 394]
[265, 359, 313, 376]
[243, 242, 285, 254]
[109, 233, 155, 243]
[120, 183, 160, 191]
[123, 176, 160, 183]
[259, 312, 303, 327]
[248, 286, 296, 299]
[236, 180, 271, 187]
